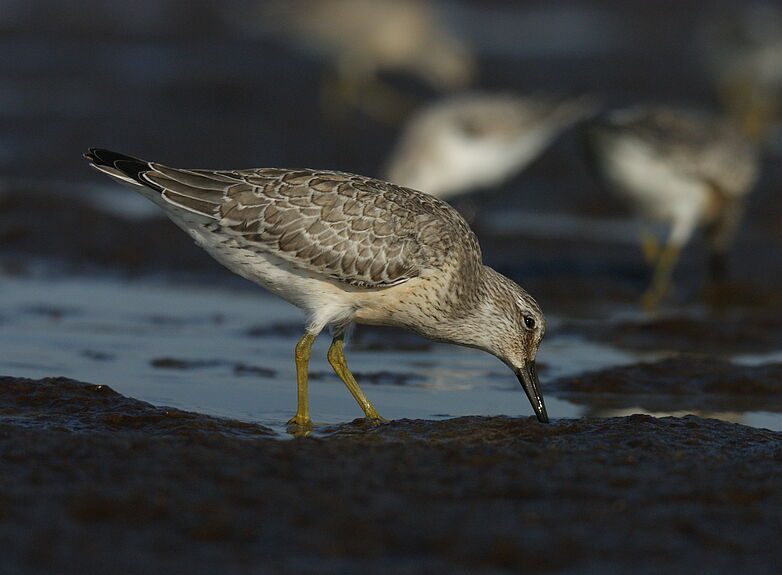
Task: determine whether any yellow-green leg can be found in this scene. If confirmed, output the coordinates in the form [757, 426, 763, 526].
[641, 242, 681, 311]
[353, 77, 413, 125]
[640, 229, 660, 266]
[320, 68, 412, 126]
[327, 334, 387, 422]
[288, 333, 316, 428]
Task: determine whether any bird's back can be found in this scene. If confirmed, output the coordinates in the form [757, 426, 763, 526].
[85, 149, 481, 289]
[385, 93, 595, 198]
[587, 106, 758, 199]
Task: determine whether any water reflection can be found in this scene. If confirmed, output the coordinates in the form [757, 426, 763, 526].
[578, 405, 747, 426]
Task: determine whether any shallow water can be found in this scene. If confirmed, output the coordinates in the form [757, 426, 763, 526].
[2, 274, 781, 434]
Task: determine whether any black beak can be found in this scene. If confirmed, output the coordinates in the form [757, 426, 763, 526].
[515, 361, 549, 423]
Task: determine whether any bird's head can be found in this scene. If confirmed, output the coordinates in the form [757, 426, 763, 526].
[457, 267, 548, 423]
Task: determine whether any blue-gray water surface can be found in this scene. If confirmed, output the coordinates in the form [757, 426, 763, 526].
[2, 274, 780, 434]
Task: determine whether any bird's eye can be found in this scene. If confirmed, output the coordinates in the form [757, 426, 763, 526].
[524, 316, 536, 330]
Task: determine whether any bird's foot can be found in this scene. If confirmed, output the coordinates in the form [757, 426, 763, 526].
[286, 414, 313, 434]
[640, 233, 661, 266]
[286, 416, 314, 438]
[365, 415, 389, 426]
[287, 414, 311, 426]
[361, 405, 389, 424]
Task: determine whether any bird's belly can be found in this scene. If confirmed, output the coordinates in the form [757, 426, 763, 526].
[603, 143, 707, 222]
[434, 136, 544, 196]
[165, 214, 446, 335]
[205, 242, 310, 303]
[179, 224, 358, 324]
[162, 215, 300, 305]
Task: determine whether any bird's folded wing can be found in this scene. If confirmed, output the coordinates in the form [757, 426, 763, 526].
[616, 108, 758, 196]
[142, 164, 470, 288]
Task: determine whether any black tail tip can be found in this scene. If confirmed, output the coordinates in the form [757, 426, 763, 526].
[83, 148, 144, 168]
[83, 148, 101, 163]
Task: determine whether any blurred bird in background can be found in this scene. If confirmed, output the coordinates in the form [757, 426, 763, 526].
[384, 92, 596, 201]
[697, 2, 782, 147]
[584, 105, 760, 310]
[241, 0, 475, 122]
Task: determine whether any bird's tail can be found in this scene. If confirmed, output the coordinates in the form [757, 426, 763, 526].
[84, 148, 157, 190]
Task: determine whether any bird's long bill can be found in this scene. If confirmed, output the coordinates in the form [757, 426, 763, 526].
[515, 361, 549, 423]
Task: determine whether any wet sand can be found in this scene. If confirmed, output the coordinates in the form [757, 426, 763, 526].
[1, 375, 781, 574]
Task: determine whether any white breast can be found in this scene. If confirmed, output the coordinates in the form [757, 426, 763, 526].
[600, 137, 708, 224]
[428, 126, 556, 198]
[166, 211, 361, 333]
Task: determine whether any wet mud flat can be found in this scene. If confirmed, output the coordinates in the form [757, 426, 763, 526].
[549, 355, 782, 416]
[1, 376, 781, 574]
[560, 306, 782, 355]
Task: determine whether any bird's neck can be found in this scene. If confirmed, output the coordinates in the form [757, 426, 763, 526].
[412, 264, 507, 350]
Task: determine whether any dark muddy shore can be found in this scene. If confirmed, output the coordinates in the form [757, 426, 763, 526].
[561, 312, 782, 355]
[1, 376, 781, 574]
[549, 355, 782, 414]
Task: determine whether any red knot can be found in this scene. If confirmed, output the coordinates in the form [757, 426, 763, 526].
[384, 92, 596, 199]
[584, 105, 759, 310]
[85, 148, 548, 428]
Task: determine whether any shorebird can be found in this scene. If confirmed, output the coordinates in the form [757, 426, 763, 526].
[84, 148, 548, 427]
[249, 0, 474, 121]
[384, 92, 596, 200]
[583, 106, 760, 309]
[697, 2, 782, 144]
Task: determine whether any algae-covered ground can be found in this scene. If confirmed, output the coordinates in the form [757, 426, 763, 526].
[1, 377, 781, 574]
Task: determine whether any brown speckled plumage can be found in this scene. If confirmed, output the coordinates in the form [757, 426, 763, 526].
[140, 164, 480, 289]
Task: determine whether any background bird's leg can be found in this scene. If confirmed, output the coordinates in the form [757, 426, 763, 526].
[320, 58, 413, 126]
[354, 77, 414, 126]
[738, 87, 775, 145]
[642, 242, 681, 311]
[327, 332, 386, 421]
[718, 74, 777, 145]
[704, 195, 744, 284]
[641, 213, 695, 311]
[319, 71, 349, 124]
[639, 227, 661, 266]
[288, 333, 317, 428]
